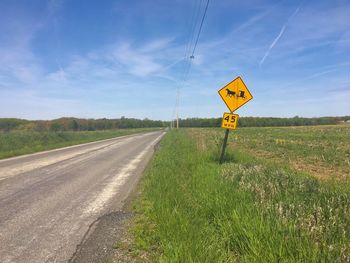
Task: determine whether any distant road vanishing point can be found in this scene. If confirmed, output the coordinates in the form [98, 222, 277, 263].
[0, 131, 164, 263]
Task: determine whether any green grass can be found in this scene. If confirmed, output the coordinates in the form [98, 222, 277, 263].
[130, 128, 350, 262]
[0, 128, 160, 159]
[230, 125, 350, 178]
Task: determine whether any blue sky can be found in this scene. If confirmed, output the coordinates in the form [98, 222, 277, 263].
[0, 0, 349, 120]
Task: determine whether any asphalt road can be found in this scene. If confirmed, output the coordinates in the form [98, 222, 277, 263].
[0, 131, 164, 263]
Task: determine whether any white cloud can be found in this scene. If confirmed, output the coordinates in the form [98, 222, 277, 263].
[110, 40, 177, 77]
[1, 0, 350, 120]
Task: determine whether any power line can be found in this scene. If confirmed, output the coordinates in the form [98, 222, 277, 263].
[185, 0, 204, 60]
[184, 0, 203, 61]
[171, 0, 203, 127]
[172, 0, 210, 128]
[191, 0, 210, 58]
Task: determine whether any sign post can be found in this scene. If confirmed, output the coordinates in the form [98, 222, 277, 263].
[219, 113, 239, 163]
[219, 129, 229, 164]
[217, 76, 253, 163]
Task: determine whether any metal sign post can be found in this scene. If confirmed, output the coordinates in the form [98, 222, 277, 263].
[219, 129, 230, 164]
[219, 113, 239, 163]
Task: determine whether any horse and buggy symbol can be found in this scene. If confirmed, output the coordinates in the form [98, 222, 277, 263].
[225, 88, 246, 99]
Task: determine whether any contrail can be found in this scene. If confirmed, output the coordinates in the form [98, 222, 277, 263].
[290, 6, 301, 21]
[259, 6, 301, 67]
[259, 25, 286, 67]
[50, 1, 67, 80]
[162, 57, 186, 71]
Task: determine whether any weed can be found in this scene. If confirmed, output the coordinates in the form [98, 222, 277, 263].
[130, 129, 350, 262]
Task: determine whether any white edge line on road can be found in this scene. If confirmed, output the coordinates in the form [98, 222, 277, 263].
[0, 139, 130, 180]
[0, 130, 162, 164]
[83, 132, 165, 215]
[0, 131, 163, 180]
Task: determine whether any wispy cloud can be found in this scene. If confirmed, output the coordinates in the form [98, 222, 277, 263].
[232, 1, 286, 34]
[259, 6, 301, 67]
[109, 39, 179, 77]
[111, 44, 160, 77]
[280, 61, 350, 89]
[43, 37, 180, 85]
[329, 83, 350, 93]
[234, 10, 271, 33]
[1, 0, 349, 120]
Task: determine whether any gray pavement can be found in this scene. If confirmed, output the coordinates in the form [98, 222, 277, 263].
[0, 131, 164, 263]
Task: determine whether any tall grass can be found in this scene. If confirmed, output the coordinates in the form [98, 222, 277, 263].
[0, 128, 159, 159]
[131, 129, 350, 262]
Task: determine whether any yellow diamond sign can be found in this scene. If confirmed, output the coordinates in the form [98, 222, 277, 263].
[221, 113, 239, 130]
[218, 76, 253, 112]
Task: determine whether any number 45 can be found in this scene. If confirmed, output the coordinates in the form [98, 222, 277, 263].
[224, 115, 236, 123]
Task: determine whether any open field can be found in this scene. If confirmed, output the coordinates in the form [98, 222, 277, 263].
[195, 124, 350, 180]
[0, 128, 161, 159]
[120, 125, 350, 262]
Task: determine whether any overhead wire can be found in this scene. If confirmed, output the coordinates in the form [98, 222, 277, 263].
[171, 0, 204, 127]
[190, 0, 210, 58]
[173, 0, 210, 128]
[184, 0, 204, 60]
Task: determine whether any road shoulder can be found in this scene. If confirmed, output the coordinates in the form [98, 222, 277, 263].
[70, 138, 163, 263]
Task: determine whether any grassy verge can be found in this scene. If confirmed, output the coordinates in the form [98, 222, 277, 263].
[0, 128, 161, 159]
[128, 129, 350, 262]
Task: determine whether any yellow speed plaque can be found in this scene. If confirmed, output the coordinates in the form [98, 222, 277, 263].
[221, 113, 239, 130]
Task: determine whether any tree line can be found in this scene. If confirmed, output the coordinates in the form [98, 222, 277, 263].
[0, 117, 167, 132]
[177, 116, 350, 128]
[1, 116, 349, 132]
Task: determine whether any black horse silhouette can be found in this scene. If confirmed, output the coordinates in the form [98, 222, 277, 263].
[226, 89, 246, 99]
[226, 88, 236, 97]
